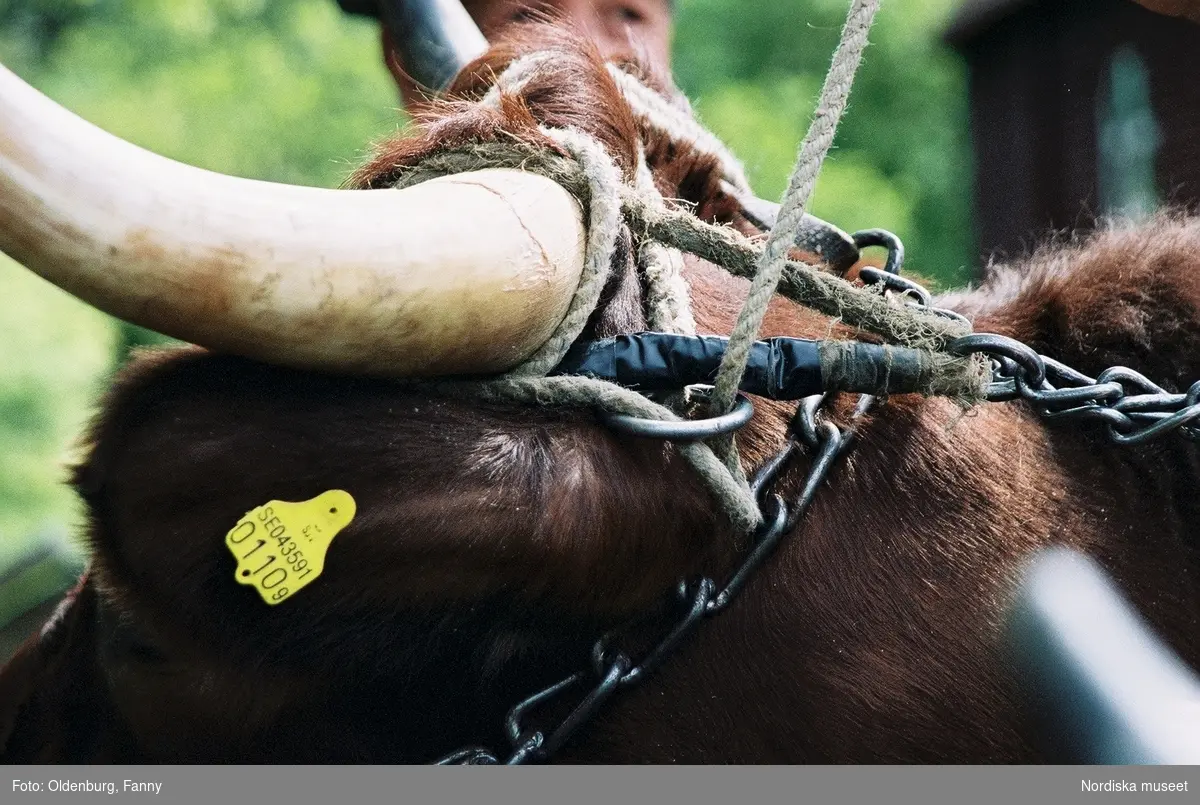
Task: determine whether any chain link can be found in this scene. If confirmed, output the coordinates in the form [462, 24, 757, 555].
[854, 230, 1200, 447]
[946, 335, 1200, 446]
[434, 227, 1200, 764]
[432, 391, 870, 765]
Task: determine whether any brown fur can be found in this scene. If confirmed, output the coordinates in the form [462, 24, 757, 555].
[1, 25, 1198, 763]
[351, 23, 744, 230]
[351, 24, 640, 188]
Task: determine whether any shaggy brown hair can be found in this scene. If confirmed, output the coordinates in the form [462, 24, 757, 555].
[2, 24, 1198, 763]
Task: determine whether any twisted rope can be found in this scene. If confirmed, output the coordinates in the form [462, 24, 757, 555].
[479, 51, 557, 106]
[634, 146, 697, 334]
[617, 190, 971, 354]
[605, 64, 753, 194]
[709, 0, 882, 426]
[374, 0, 989, 536]
[507, 126, 626, 377]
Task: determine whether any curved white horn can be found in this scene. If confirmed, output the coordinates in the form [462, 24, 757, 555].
[0, 63, 586, 377]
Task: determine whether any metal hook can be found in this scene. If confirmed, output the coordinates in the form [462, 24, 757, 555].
[599, 387, 755, 441]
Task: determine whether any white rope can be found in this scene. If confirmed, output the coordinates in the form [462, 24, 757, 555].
[708, 0, 882, 426]
[606, 64, 753, 194]
[478, 51, 557, 107]
[415, 6, 884, 533]
[634, 147, 696, 334]
[507, 125, 627, 377]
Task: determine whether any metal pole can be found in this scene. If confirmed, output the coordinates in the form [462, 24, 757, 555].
[379, 0, 488, 92]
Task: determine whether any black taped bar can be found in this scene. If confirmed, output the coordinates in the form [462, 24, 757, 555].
[816, 339, 933, 398]
[551, 333, 935, 400]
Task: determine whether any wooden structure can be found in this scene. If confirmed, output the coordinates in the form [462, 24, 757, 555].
[946, 0, 1200, 261]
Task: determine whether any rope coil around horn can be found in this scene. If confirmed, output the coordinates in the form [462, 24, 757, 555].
[373, 6, 988, 536]
[383, 142, 980, 389]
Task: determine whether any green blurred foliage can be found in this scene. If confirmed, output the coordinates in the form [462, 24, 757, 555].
[0, 258, 113, 567]
[674, 0, 975, 286]
[0, 0, 399, 571]
[0, 0, 401, 185]
[0, 0, 975, 588]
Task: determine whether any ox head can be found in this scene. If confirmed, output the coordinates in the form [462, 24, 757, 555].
[0, 21, 775, 763]
[4, 11, 1200, 765]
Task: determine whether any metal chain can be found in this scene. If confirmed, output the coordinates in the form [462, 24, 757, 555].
[429, 232, 906, 766]
[853, 231, 1200, 447]
[434, 226, 1200, 765]
[432, 390, 873, 765]
[947, 334, 1200, 446]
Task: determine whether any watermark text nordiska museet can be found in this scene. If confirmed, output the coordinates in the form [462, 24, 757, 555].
[1082, 779, 1189, 793]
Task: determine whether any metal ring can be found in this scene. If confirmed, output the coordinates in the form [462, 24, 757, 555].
[928, 305, 974, 329]
[599, 388, 754, 441]
[852, 229, 905, 275]
[857, 267, 933, 307]
[1096, 367, 1168, 396]
[948, 333, 1047, 389]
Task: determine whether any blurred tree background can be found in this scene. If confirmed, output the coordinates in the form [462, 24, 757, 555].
[0, 0, 973, 628]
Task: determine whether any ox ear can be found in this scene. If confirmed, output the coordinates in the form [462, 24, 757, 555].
[0, 574, 124, 762]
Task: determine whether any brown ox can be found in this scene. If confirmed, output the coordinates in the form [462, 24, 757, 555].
[1, 23, 1199, 764]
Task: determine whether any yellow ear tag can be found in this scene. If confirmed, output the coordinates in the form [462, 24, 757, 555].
[224, 490, 355, 606]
